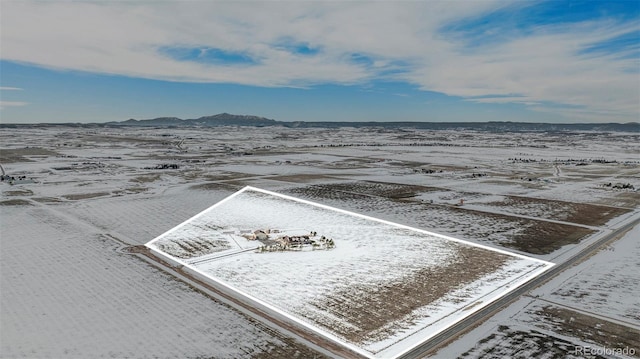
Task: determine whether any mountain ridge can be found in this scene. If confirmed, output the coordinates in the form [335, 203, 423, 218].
[103, 114, 640, 132]
[1, 113, 638, 132]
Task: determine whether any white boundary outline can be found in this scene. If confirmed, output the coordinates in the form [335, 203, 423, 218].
[145, 186, 555, 359]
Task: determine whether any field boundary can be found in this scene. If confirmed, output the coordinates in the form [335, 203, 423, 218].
[145, 186, 555, 359]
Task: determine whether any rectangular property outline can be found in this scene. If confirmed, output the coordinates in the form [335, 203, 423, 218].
[145, 186, 555, 359]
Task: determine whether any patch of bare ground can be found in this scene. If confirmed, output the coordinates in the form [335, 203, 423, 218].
[113, 187, 149, 195]
[0, 147, 59, 163]
[122, 245, 149, 254]
[290, 181, 435, 200]
[507, 220, 594, 255]
[31, 197, 63, 203]
[534, 305, 639, 355]
[203, 172, 255, 181]
[490, 196, 631, 226]
[388, 160, 467, 172]
[601, 191, 640, 208]
[2, 189, 33, 196]
[61, 192, 111, 200]
[267, 174, 341, 183]
[553, 203, 629, 226]
[459, 325, 608, 359]
[190, 181, 238, 192]
[81, 134, 170, 146]
[0, 199, 32, 206]
[129, 174, 161, 183]
[179, 170, 207, 181]
[310, 246, 511, 344]
[288, 185, 375, 202]
[448, 206, 595, 255]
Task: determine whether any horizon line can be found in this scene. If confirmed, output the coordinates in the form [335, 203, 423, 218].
[1, 113, 639, 127]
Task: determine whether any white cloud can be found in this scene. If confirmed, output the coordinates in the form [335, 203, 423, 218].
[0, 87, 24, 91]
[0, 101, 28, 109]
[467, 96, 540, 106]
[0, 1, 501, 86]
[406, 19, 640, 122]
[1, 1, 638, 121]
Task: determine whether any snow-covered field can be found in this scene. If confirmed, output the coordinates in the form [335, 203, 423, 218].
[147, 187, 553, 358]
[0, 204, 325, 359]
[1, 125, 637, 358]
[540, 224, 640, 323]
[433, 223, 640, 359]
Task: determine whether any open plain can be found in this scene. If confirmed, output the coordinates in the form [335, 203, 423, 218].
[1, 125, 639, 358]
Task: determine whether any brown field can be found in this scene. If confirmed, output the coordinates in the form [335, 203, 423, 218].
[509, 221, 595, 255]
[61, 192, 111, 200]
[268, 174, 342, 183]
[190, 181, 239, 192]
[0, 147, 59, 163]
[290, 182, 597, 255]
[31, 197, 64, 203]
[0, 199, 32, 206]
[311, 246, 511, 344]
[289, 180, 434, 200]
[129, 174, 161, 183]
[490, 196, 631, 226]
[336, 180, 434, 198]
[535, 305, 640, 354]
[460, 325, 608, 359]
[2, 189, 34, 196]
[605, 191, 640, 208]
[449, 206, 596, 255]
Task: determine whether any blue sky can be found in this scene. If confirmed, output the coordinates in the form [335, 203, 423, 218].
[1, 1, 638, 124]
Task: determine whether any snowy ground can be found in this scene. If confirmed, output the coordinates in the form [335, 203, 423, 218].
[434, 223, 640, 359]
[0, 204, 327, 359]
[1, 125, 637, 358]
[147, 187, 553, 358]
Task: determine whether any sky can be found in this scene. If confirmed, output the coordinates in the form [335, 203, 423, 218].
[0, 0, 638, 124]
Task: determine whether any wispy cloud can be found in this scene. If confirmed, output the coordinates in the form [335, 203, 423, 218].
[467, 96, 540, 106]
[1, 1, 638, 121]
[413, 17, 640, 120]
[0, 101, 28, 110]
[0, 87, 24, 91]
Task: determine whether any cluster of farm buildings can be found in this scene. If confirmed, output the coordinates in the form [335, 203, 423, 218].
[241, 228, 335, 252]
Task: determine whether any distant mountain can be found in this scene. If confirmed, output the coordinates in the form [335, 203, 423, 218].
[106, 113, 276, 127]
[118, 117, 184, 126]
[190, 113, 277, 126]
[101, 114, 640, 133]
[2, 113, 638, 133]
